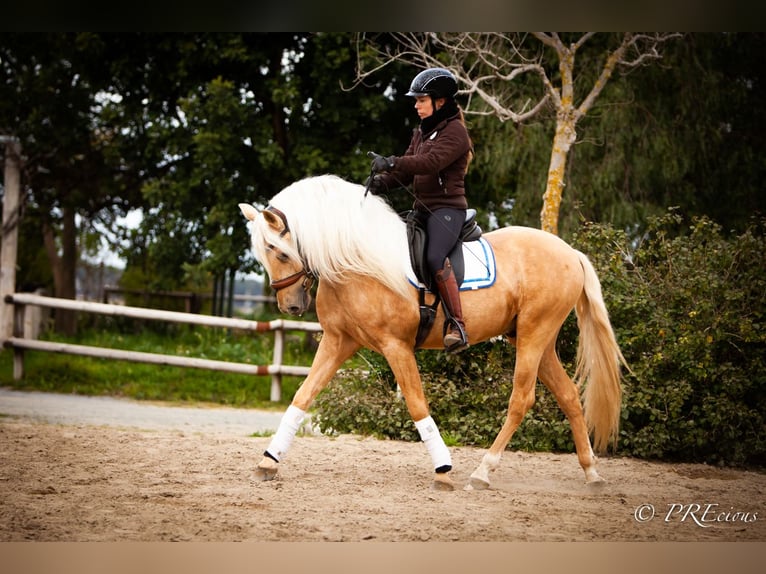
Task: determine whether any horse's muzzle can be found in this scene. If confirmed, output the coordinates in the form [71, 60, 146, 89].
[278, 290, 311, 316]
[270, 269, 314, 316]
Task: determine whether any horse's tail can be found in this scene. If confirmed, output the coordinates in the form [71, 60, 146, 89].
[573, 250, 629, 453]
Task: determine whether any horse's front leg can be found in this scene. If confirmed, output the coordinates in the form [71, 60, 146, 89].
[255, 331, 359, 481]
[382, 341, 455, 491]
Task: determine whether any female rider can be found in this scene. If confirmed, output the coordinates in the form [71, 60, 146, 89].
[368, 67, 473, 354]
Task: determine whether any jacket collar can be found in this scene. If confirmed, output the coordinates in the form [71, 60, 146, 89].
[420, 99, 459, 135]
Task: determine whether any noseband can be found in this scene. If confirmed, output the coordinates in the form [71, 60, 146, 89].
[270, 268, 315, 293]
[264, 205, 315, 293]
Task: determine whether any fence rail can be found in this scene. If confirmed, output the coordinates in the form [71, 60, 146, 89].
[2, 293, 322, 402]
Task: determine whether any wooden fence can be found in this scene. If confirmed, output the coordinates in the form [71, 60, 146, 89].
[2, 292, 322, 402]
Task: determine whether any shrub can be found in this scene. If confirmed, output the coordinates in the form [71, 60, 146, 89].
[572, 212, 766, 466]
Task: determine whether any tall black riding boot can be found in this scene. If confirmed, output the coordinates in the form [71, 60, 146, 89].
[434, 259, 469, 354]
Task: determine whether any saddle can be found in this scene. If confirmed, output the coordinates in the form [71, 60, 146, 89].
[403, 208, 482, 290]
[402, 209, 483, 348]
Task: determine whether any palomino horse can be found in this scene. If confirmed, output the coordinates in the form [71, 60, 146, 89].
[239, 174, 627, 491]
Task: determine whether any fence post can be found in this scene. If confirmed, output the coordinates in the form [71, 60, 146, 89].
[0, 137, 22, 346]
[12, 299, 25, 380]
[271, 324, 285, 402]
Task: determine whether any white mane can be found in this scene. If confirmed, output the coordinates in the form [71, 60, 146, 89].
[251, 174, 412, 299]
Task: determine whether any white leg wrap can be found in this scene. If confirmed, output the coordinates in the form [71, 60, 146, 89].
[414, 416, 452, 471]
[265, 405, 306, 462]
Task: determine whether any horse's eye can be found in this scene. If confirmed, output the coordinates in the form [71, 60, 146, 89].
[266, 244, 289, 262]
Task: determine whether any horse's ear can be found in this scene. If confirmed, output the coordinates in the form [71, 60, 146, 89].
[239, 203, 259, 222]
[261, 209, 286, 234]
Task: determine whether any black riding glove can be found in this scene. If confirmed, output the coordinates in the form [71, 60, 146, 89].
[368, 151, 395, 174]
[364, 174, 387, 194]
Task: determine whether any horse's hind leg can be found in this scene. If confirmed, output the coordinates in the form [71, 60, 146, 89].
[537, 342, 604, 486]
[468, 341, 542, 490]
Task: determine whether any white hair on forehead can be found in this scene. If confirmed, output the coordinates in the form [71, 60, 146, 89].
[253, 174, 412, 299]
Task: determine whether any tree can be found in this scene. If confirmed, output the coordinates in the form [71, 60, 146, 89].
[575, 32, 766, 236]
[353, 32, 681, 235]
[0, 33, 418, 329]
[0, 33, 148, 334]
[107, 33, 288, 314]
[292, 33, 415, 185]
[121, 33, 416, 312]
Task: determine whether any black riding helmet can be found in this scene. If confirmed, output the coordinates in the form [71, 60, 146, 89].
[405, 67, 458, 100]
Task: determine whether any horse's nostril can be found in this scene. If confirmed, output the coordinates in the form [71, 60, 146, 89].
[288, 306, 302, 316]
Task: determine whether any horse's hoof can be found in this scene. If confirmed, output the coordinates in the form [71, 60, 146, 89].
[432, 473, 455, 491]
[585, 477, 607, 490]
[255, 458, 279, 481]
[255, 465, 278, 481]
[468, 476, 490, 490]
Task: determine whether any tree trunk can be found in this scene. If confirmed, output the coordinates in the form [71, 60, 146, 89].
[541, 111, 577, 236]
[540, 37, 576, 236]
[43, 206, 78, 335]
[226, 267, 235, 318]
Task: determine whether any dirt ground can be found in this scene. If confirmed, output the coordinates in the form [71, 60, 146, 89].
[1, 415, 764, 542]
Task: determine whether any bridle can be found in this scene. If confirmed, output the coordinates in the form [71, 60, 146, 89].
[264, 205, 315, 293]
[270, 268, 314, 293]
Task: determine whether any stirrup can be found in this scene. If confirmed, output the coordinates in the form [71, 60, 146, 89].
[444, 336, 469, 354]
[443, 322, 469, 354]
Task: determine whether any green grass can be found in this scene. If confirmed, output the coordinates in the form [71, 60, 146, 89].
[0, 322, 325, 410]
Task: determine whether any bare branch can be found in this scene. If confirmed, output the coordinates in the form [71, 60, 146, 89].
[618, 32, 683, 68]
[576, 34, 632, 119]
[352, 31, 683, 234]
[353, 32, 681, 126]
[576, 33, 682, 118]
[571, 32, 597, 52]
[531, 32, 557, 48]
[354, 32, 553, 124]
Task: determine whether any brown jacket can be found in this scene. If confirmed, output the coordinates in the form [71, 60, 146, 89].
[379, 110, 471, 211]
